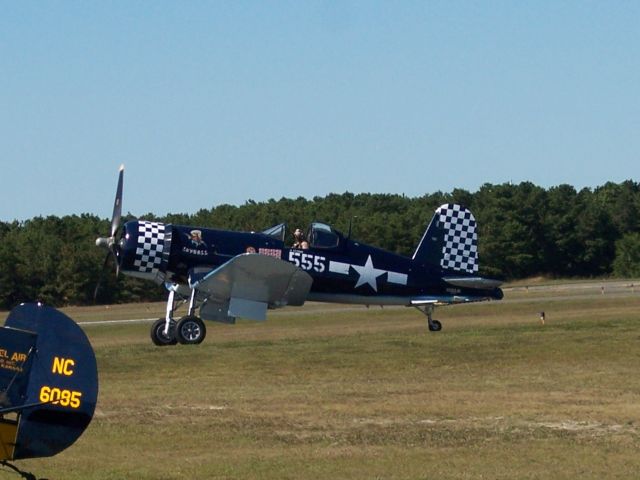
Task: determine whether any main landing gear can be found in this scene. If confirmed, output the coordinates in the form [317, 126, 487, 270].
[150, 288, 207, 346]
[414, 304, 443, 332]
[150, 318, 177, 346]
[175, 316, 206, 345]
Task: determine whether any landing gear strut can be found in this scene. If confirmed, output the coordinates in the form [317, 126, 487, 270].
[414, 304, 442, 332]
[150, 286, 207, 346]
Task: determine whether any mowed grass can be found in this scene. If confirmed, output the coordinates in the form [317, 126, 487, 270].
[8, 286, 640, 479]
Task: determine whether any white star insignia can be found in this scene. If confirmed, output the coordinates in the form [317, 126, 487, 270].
[352, 255, 386, 292]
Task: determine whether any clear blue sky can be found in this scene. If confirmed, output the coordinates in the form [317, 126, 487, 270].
[1, 1, 638, 222]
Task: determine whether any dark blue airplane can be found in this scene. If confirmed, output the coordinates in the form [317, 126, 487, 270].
[96, 166, 503, 346]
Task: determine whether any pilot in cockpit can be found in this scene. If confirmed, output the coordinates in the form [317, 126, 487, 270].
[292, 228, 309, 250]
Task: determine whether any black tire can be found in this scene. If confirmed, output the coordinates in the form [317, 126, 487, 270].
[428, 319, 442, 332]
[150, 318, 177, 346]
[175, 316, 206, 345]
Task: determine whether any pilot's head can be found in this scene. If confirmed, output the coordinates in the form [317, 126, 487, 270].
[294, 228, 304, 239]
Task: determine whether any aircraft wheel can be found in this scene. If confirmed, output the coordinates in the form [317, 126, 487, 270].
[176, 316, 206, 345]
[428, 319, 442, 332]
[150, 318, 177, 346]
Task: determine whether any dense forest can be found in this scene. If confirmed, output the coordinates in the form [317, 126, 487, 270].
[1, 181, 639, 309]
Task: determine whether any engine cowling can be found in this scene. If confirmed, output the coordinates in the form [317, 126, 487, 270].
[118, 220, 172, 282]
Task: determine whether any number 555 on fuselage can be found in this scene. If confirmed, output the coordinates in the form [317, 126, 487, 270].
[96, 166, 503, 346]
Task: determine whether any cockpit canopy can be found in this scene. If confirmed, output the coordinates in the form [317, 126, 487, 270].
[260, 222, 345, 250]
[260, 223, 286, 242]
[308, 222, 342, 249]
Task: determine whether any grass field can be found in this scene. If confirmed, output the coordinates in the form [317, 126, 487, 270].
[4, 281, 640, 479]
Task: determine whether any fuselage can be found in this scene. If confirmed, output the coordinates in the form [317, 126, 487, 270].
[116, 220, 503, 306]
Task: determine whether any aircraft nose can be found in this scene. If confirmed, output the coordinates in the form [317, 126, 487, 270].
[96, 237, 110, 248]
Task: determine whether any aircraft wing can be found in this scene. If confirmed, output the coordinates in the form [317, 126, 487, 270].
[191, 253, 313, 322]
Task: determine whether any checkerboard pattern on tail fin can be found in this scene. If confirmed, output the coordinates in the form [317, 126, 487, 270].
[412, 203, 479, 274]
[437, 204, 478, 273]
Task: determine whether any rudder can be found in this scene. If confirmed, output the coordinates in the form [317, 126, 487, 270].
[412, 203, 479, 274]
[0, 303, 98, 461]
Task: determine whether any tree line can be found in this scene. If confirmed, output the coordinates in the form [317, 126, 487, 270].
[1, 180, 639, 309]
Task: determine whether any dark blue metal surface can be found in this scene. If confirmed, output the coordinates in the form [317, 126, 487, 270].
[0, 303, 98, 460]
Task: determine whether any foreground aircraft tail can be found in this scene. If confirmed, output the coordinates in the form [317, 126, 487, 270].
[413, 204, 479, 274]
[0, 303, 98, 461]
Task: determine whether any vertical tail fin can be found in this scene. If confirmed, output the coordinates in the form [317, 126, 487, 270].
[412, 203, 479, 274]
[0, 303, 98, 460]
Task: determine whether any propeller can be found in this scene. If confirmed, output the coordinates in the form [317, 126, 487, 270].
[94, 165, 125, 299]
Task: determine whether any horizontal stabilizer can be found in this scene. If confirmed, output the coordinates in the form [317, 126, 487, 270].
[443, 277, 503, 289]
[410, 291, 498, 306]
[410, 299, 439, 305]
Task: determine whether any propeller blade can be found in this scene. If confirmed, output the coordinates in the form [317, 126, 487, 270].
[110, 164, 124, 238]
[95, 164, 126, 301]
[93, 252, 112, 300]
[114, 250, 121, 277]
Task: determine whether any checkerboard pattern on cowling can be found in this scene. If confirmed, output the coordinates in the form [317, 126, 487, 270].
[437, 204, 478, 273]
[133, 221, 165, 273]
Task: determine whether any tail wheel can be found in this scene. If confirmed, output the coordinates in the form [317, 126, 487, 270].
[176, 316, 206, 345]
[428, 319, 442, 332]
[150, 318, 177, 346]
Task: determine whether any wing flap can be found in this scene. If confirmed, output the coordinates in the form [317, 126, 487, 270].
[229, 297, 267, 321]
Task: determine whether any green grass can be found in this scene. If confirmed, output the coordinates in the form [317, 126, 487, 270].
[6, 286, 640, 479]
